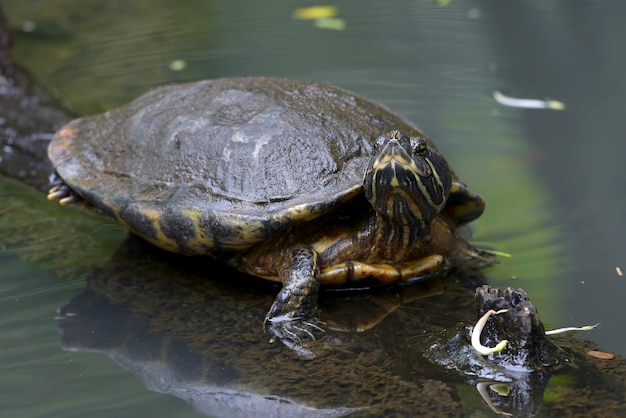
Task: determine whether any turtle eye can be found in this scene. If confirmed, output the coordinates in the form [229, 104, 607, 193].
[410, 137, 429, 157]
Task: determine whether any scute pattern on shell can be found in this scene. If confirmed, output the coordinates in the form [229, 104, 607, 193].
[48, 77, 464, 253]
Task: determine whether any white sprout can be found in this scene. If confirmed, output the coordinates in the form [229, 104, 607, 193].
[471, 309, 509, 355]
[545, 323, 600, 336]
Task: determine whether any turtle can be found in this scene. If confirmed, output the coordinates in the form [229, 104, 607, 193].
[47, 77, 494, 348]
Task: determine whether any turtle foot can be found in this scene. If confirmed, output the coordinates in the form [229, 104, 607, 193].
[47, 171, 80, 205]
[264, 315, 325, 359]
[263, 247, 323, 357]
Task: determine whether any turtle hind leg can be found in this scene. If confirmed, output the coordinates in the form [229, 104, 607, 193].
[264, 247, 324, 356]
[47, 171, 80, 205]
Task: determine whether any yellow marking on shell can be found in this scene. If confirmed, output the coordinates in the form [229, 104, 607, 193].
[228, 216, 267, 248]
[147, 208, 180, 251]
[121, 207, 180, 253]
[180, 209, 215, 249]
[181, 209, 266, 252]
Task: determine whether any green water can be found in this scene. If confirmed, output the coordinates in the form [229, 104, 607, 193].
[3, 0, 626, 416]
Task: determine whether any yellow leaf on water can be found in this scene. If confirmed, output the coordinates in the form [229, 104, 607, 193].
[168, 60, 187, 71]
[293, 5, 338, 20]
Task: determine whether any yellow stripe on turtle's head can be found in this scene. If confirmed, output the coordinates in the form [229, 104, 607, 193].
[363, 130, 452, 235]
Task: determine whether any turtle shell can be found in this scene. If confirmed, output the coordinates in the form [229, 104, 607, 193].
[48, 77, 482, 256]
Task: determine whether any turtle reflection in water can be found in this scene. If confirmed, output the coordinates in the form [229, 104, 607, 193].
[47, 77, 494, 350]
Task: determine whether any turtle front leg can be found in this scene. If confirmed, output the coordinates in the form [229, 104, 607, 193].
[264, 247, 324, 353]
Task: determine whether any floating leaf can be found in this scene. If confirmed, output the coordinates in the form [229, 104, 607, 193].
[168, 60, 187, 71]
[293, 5, 338, 20]
[588, 350, 615, 360]
[493, 90, 565, 110]
[313, 17, 346, 31]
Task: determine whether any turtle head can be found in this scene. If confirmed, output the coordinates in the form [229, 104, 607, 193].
[363, 130, 452, 236]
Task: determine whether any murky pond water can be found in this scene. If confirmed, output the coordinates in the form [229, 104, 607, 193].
[2, 0, 626, 416]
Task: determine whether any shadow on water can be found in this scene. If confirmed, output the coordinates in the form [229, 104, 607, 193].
[2, 0, 626, 417]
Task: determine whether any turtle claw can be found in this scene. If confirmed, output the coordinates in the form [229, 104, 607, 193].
[47, 186, 68, 200]
[47, 184, 73, 201]
[264, 315, 325, 359]
[265, 315, 325, 342]
[59, 194, 81, 205]
[47, 172, 80, 205]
